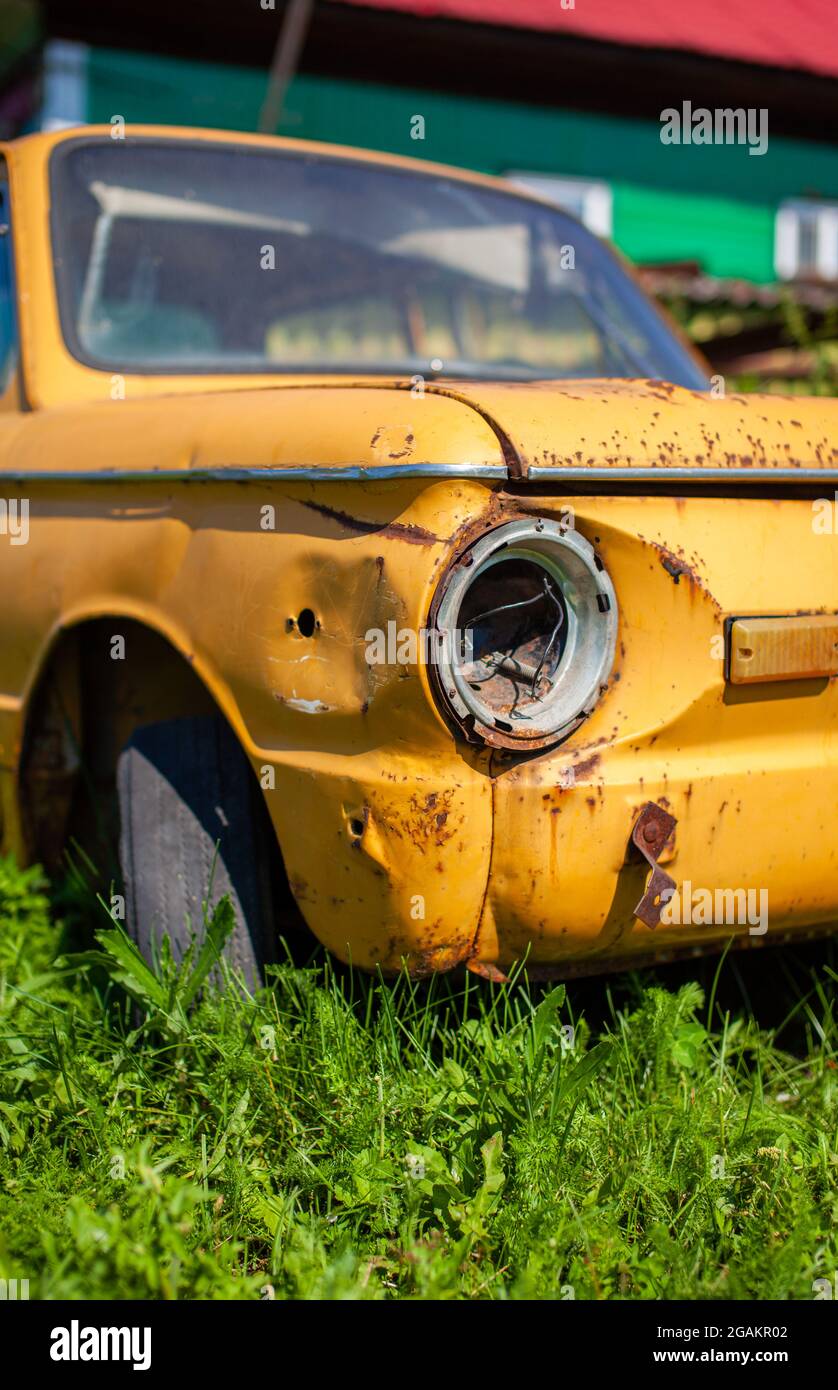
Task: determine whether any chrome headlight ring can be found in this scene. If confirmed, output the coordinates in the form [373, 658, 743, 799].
[429, 518, 617, 751]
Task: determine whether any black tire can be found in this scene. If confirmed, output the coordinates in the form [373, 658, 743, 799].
[116, 714, 275, 989]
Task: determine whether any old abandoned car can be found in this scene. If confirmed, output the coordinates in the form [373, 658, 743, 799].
[0, 125, 835, 984]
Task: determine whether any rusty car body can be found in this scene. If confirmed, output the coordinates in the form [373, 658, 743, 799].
[0, 124, 836, 980]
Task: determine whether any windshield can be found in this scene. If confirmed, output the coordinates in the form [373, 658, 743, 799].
[50, 138, 707, 387]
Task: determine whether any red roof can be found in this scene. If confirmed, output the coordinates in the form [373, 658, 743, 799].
[336, 0, 838, 81]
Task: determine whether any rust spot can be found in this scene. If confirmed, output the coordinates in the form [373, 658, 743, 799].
[388, 432, 415, 460]
[651, 541, 720, 609]
[396, 789, 458, 848]
[467, 960, 509, 982]
[573, 751, 602, 780]
[660, 554, 689, 583]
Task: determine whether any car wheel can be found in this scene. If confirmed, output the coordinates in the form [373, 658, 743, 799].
[116, 714, 275, 989]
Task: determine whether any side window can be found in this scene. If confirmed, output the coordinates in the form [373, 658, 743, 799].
[0, 177, 18, 398]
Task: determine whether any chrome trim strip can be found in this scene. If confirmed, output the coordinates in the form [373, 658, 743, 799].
[5, 463, 834, 486]
[526, 466, 838, 484]
[1, 462, 508, 484]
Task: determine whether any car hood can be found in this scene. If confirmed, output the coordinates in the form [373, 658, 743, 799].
[10, 377, 836, 487]
[431, 377, 838, 481]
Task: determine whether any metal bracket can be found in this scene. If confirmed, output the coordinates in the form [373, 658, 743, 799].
[630, 801, 678, 929]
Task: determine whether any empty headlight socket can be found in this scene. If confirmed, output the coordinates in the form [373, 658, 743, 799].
[428, 518, 618, 752]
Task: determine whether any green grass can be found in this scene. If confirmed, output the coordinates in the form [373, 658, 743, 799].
[1, 854, 837, 1300]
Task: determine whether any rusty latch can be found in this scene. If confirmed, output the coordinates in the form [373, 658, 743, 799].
[630, 801, 678, 929]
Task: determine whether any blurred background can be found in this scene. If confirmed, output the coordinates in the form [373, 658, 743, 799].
[2, 0, 837, 392]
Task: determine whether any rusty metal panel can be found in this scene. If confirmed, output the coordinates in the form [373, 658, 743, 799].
[728, 614, 838, 684]
[630, 802, 678, 929]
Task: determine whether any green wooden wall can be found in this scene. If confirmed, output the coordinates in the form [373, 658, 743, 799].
[81, 46, 838, 284]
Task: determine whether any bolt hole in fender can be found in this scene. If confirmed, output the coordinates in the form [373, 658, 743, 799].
[296, 608, 318, 637]
[428, 518, 618, 752]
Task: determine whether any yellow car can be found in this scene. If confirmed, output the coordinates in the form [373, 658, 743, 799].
[0, 125, 836, 983]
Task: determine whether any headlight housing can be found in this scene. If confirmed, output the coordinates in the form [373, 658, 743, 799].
[429, 518, 617, 751]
